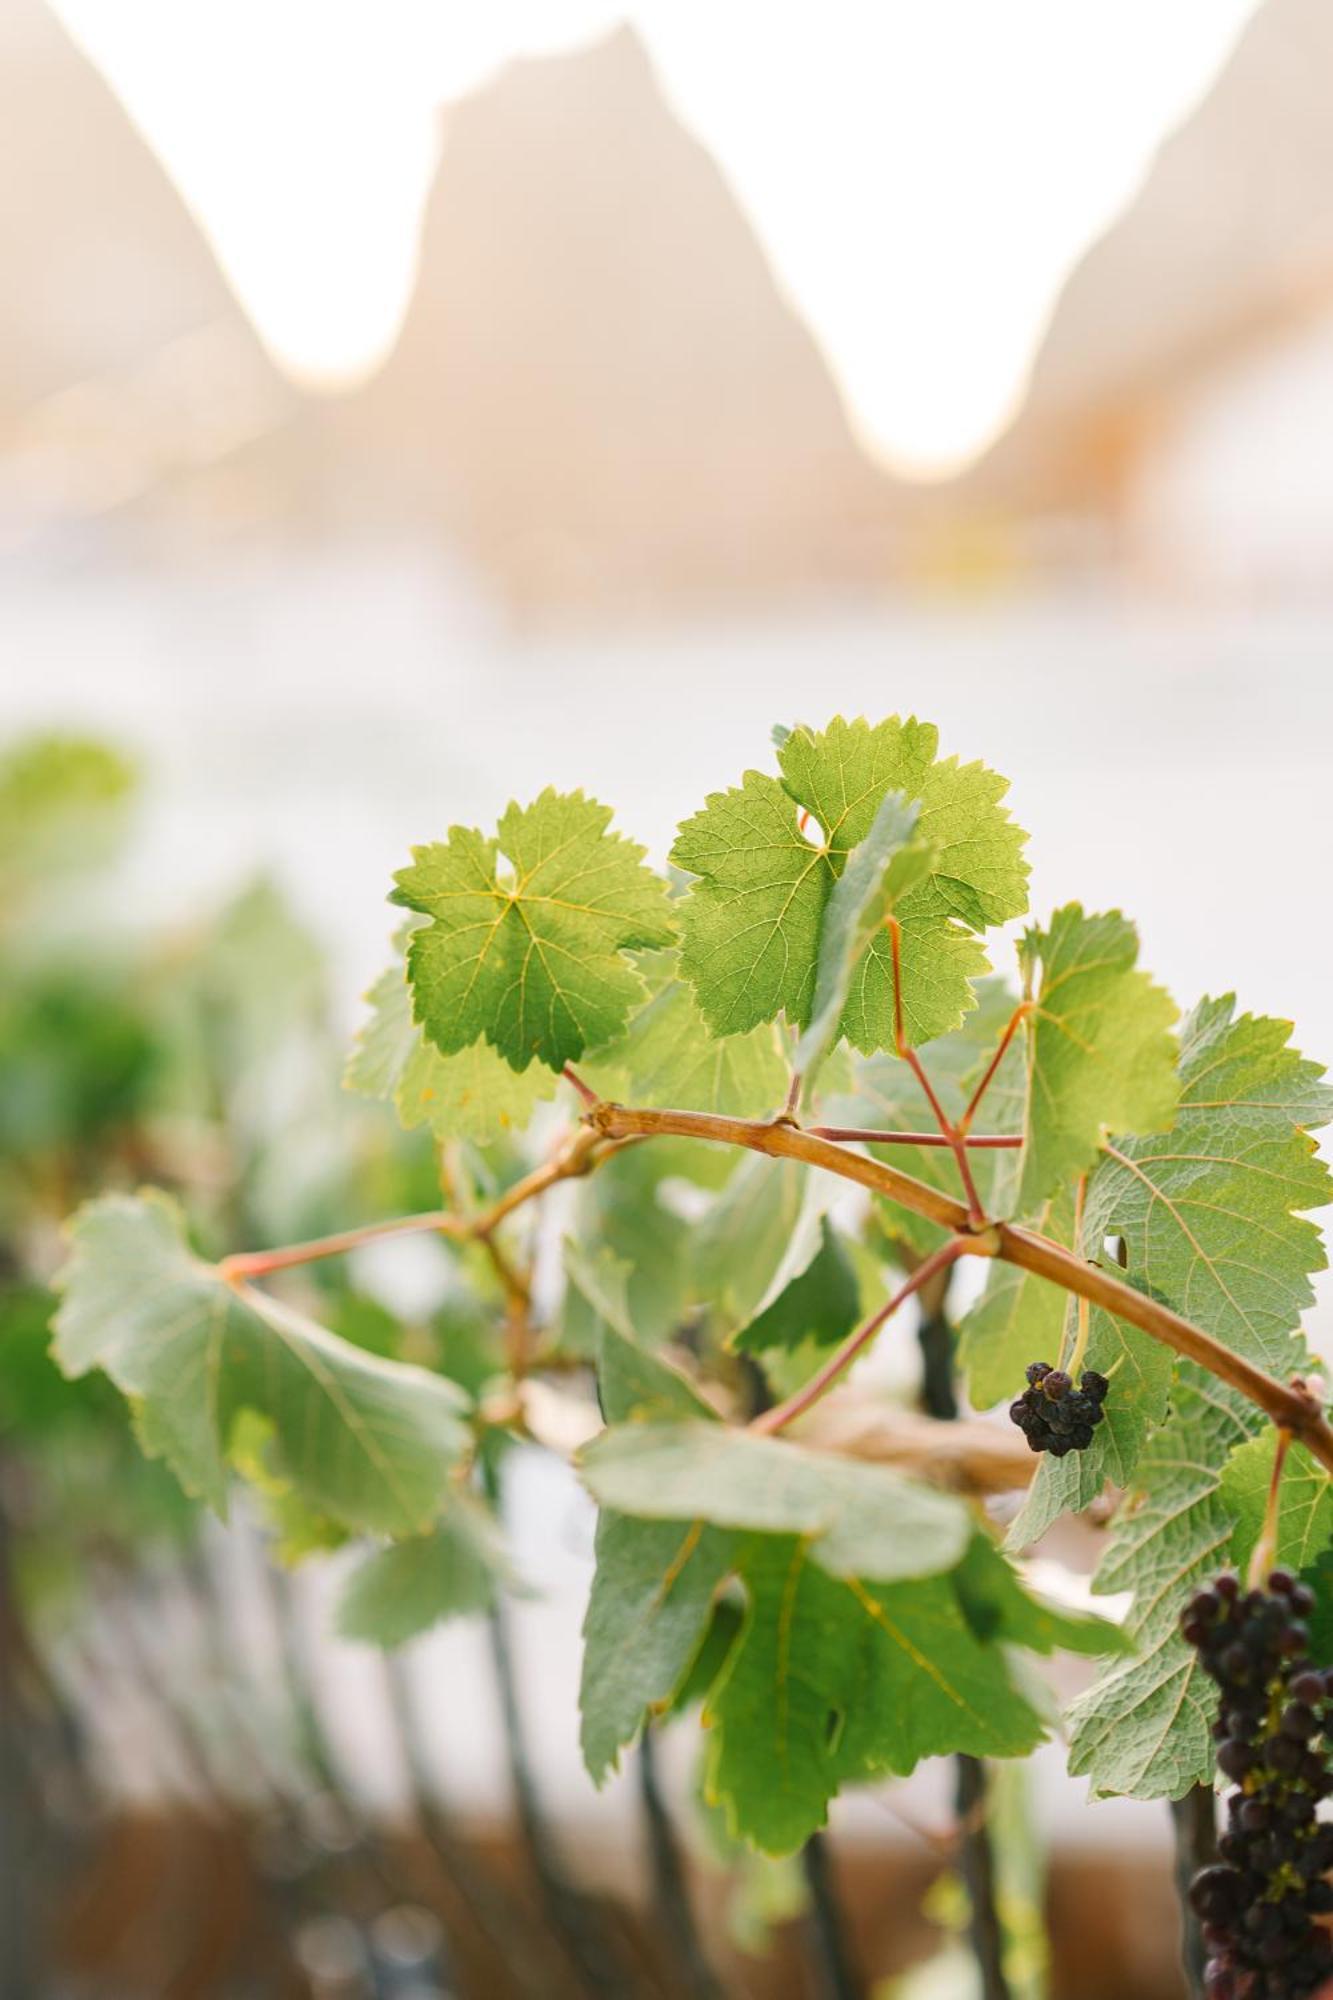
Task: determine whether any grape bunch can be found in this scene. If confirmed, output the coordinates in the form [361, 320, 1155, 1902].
[1007, 1361, 1110, 1455]
[1182, 1570, 1333, 1999]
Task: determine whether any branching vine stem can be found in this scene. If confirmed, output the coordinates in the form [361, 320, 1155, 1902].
[216, 1126, 608, 1282]
[749, 1237, 971, 1436]
[586, 1102, 1333, 1470]
[958, 1002, 1030, 1138]
[883, 914, 987, 1226]
[808, 1128, 1020, 1150]
[211, 1094, 1333, 1474]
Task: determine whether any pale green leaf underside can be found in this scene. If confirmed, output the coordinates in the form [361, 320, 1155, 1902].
[579, 1380, 1113, 1850]
[1012, 999, 1331, 1798]
[394, 788, 674, 1073]
[1018, 903, 1179, 1212]
[1083, 995, 1332, 1377]
[584, 957, 788, 1118]
[580, 1512, 733, 1782]
[568, 1240, 716, 1424]
[792, 789, 924, 1093]
[579, 1420, 971, 1583]
[337, 1497, 508, 1646]
[1221, 1432, 1333, 1580]
[671, 716, 1028, 1052]
[1065, 1362, 1271, 1799]
[347, 948, 555, 1141]
[344, 952, 419, 1100]
[732, 1218, 860, 1355]
[1003, 995, 1331, 1540]
[53, 1193, 470, 1536]
[571, 1142, 694, 1344]
[693, 1154, 832, 1336]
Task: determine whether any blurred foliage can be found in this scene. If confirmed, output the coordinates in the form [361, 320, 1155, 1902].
[0, 730, 509, 1659]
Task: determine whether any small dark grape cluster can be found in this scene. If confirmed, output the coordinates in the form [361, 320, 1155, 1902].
[1182, 1569, 1333, 1999]
[1007, 1360, 1110, 1455]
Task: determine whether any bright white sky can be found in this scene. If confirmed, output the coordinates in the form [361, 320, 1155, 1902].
[51, 0, 1259, 478]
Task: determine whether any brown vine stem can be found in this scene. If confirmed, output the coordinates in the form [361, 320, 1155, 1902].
[588, 1101, 1333, 1471]
[591, 1104, 974, 1227]
[884, 914, 986, 1225]
[562, 1064, 601, 1110]
[209, 1084, 1333, 1474]
[217, 1126, 607, 1282]
[809, 1128, 1020, 1149]
[750, 1237, 971, 1436]
[957, 1002, 1030, 1137]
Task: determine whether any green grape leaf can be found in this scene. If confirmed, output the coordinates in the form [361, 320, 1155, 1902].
[581, 1512, 734, 1782]
[347, 948, 556, 1141]
[578, 1420, 972, 1583]
[585, 956, 788, 1117]
[53, 1193, 471, 1535]
[694, 1154, 832, 1336]
[1221, 1432, 1333, 1580]
[1082, 996, 1333, 1376]
[1017, 905, 1179, 1212]
[671, 716, 1028, 1051]
[228, 1410, 348, 1563]
[664, 1596, 746, 1716]
[393, 789, 674, 1073]
[791, 789, 927, 1093]
[345, 953, 420, 1100]
[1008, 997, 1332, 1545]
[567, 1239, 714, 1422]
[337, 1497, 509, 1646]
[703, 1534, 1045, 1853]
[397, 1036, 558, 1142]
[581, 1432, 1119, 1841]
[951, 1534, 1130, 1658]
[732, 1219, 860, 1355]
[559, 1238, 630, 1366]
[571, 1142, 693, 1344]
[1065, 1361, 1279, 1799]
[578, 1261, 731, 1779]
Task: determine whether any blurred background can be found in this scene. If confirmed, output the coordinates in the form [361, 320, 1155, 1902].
[3, 1, 1333, 1994]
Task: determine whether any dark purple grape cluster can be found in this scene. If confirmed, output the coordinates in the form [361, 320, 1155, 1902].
[1182, 1569, 1333, 1998]
[1007, 1361, 1109, 1455]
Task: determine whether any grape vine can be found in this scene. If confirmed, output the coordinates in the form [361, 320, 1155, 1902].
[49, 712, 1333, 1995]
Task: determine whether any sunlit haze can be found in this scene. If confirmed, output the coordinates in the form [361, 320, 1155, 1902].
[51, 0, 1260, 477]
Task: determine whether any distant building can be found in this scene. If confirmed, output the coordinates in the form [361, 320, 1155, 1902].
[0, 0, 292, 543]
[965, 0, 1333, 595]
[331, 27, 904, 615]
